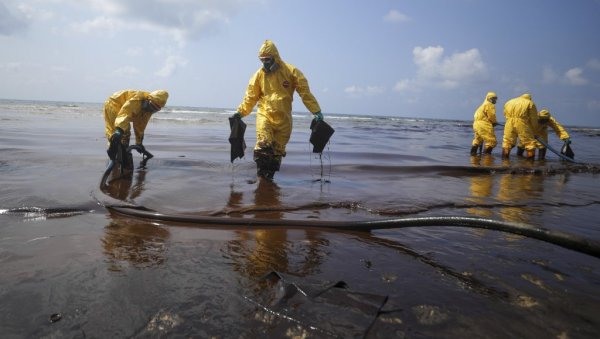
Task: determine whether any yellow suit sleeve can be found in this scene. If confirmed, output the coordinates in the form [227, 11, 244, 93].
[237, 71, 262, 117]
[114, 100, 135, 132]
[133, 113, 151, 145]
[485, 103, 497, 124]
[549, 117, 570, 140]
[293, 68, 321, 113]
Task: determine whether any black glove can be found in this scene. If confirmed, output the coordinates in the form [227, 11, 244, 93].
[110, 127, 123, 143]
[107, 127, 124, 160]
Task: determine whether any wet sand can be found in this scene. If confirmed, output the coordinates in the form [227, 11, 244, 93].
[1, 100, 599, 338]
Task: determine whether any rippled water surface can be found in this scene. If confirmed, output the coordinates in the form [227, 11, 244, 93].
[1, 99, 599, 338]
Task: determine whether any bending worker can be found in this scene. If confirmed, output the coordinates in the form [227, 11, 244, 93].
[232, 40, 323, 180]
[471, 92, 498, 155]
[501, 93, 539, 159]
[104, 89, 169, 166]
[530, 109, 571, 159]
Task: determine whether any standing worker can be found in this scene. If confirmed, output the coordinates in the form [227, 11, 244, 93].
[232, 40, 324, 180]
[501, 93, 539, 159]
[104, 89, 169, 165]
[532, 109, 571, 159]
[470, 92, 498, 155]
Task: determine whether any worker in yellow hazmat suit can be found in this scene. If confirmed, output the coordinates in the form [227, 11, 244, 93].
[104, 89, 169, 162]
[471, 92, 498, 155]
[232, 40, 323, 180]
[531, 109, 570, 159]
[501, 93, 539, 159]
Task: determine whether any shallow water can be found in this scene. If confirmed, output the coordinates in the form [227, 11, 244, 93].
[1, 99, 599, 338]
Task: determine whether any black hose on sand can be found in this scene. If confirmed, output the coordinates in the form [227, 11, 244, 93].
[107, 205, 600, 259]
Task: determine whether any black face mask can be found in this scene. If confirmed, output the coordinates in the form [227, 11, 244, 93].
[262, 58, 278, 73]
[142, 100, 160, 113]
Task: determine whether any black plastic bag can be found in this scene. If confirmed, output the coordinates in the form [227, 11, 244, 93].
[229, 116, 247, 162]
[561, 142, 575, 159]
[309, 119, 334, 153]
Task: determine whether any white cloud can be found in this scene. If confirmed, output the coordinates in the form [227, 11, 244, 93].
[66, 0, 257, 46]
[383, 9, 410, 23]
[126, 47, 143, 57]
[587, 58, 600, 71]
[542, 66, 559, 84]
[393, 79, 411, 92]
[71, 16, 121, 36]
[111, 66, 140, 77]
[344, 85, 385, 97]
[564, 67, 587, 86]
[155, 55, 188, 77]
[0, 61, 23, 71]
[0, 2, 28, 35]
[412, 46, 488, 89]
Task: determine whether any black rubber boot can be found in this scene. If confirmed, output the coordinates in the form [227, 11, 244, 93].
[538, 148, 546, 160]
[254, 147, 281, 180]
[470, 145, 479, 156]
[516, 147, 525, 157]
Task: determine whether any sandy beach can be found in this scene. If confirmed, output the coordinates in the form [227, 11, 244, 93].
[1, 99, 599, 338]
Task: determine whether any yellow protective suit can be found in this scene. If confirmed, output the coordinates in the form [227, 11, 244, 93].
[236, 40, 321, 157]
[533, 109, 570, 147]
[104, 89, 168, 145]
[472, 92, 498, 149]
[502, 94, 539, 151]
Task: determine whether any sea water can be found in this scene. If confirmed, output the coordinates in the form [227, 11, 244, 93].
[0, 99, 599, 338]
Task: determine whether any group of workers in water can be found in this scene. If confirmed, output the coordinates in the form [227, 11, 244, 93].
[471, 92, 571, 160]
[102, 39, 574, 184]
[103, 40, 323, 180]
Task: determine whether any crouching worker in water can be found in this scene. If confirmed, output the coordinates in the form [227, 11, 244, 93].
[527, 109, 570, 160]
[232, 40, 323, 180]
[471, 92, 498, 155]
[104, 89, 169, 168]
[502, 93, 539, 159]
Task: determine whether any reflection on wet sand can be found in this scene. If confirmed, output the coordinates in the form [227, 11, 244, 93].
[466, 155, 495, 218]
[226, 178, 328, 279]
[496, 172, 544, 225]
[102, 217, 170, 271]
[466, 156, 554, 242]
[101, 165, 148, 202]
[102, 166, 170, 271]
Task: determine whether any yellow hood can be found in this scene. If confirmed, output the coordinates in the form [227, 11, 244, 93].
[258, 40, 283, 64]
[149, 90, 169, 108]
[539, 109, 550, 119]
[520, 93, 532, 100]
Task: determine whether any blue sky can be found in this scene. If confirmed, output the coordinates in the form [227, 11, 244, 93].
[1, 0, 599, 126]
